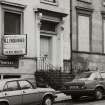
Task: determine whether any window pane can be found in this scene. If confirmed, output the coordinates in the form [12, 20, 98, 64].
[78, 15, 90, 51]
[104, 20, 105, 53]
[4, 81, 19, 91]
[40, 20, 58, 32]
[101, 73, 105, 78]
[43, 0, 56, 3]
[19, 80, 33, 89]
[4, 12, 21, 35]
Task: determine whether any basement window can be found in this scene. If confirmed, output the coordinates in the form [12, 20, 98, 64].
[40, 0, 58, 5]
[3, 75, 21, 79]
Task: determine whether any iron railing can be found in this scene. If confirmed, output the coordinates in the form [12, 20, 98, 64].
[35, 57, 71, 72]
[35, 57, 59, 71]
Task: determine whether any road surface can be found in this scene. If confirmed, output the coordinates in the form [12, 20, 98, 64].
[54, 97, 105, 105]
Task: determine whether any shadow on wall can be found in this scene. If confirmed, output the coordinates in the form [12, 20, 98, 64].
[72, 52, 105, 74]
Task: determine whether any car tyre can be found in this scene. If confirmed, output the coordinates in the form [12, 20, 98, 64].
[95, 88, 103, 100]
[42, 97, 53, 105]
[71, 95, 80, 101]
[0, 102, 8, 105]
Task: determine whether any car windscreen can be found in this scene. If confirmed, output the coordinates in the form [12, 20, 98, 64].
[74, 72, 92, 79]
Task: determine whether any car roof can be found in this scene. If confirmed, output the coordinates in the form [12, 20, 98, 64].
[82, 70, 105, 73]
[0, 78, 30, 90]
[0, 78, 28, 82]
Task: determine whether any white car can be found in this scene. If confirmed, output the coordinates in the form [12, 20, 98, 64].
[0, 78, 57, 105]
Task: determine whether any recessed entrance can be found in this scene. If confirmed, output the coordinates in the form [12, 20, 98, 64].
[40, 36, 51, 61]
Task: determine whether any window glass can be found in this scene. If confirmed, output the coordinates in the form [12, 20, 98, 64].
[19, 80, 33, 89]
[4, 81, 19, 91]
[75, 72, 91, 79]
[4, 75, 21, 79]
[89, 72, 97, 80]
[89, 72, 101, 80]
[78, 15, 90, 51]
[42, 0, 56, 3]
[97, 72, 102, 79]
[40, 20, 58, 32]
[4, 12, 21, 35]
[101, 73, 105, 78]
[104, 20, 105, 53]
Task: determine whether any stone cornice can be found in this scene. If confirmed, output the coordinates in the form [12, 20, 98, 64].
[0, 0, 26, 9]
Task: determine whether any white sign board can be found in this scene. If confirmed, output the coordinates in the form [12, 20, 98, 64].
[3, 35, 27, 55]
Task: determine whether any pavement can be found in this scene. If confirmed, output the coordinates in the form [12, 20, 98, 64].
[55, 91, 71, 102]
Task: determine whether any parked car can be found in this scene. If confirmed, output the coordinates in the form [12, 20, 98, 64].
[0, 78, 57, 105]
[61, 71, 105, 101]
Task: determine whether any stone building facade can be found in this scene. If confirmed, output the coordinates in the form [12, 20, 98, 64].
[72, 0, 105, 72]
[0, 0, 70, 79]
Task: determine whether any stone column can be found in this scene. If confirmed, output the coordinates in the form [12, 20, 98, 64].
[56, 21, 64, 71]
[35, 11, 42, 57]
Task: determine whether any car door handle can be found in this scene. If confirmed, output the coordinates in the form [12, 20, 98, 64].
[5, 93, 7, 96]
[23, 91, 26, 93]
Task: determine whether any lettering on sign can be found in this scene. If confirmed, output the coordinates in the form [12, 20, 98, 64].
[0, 59, 18, 67]
[4, 38, 25, 43]
[3, 35, 27, 55]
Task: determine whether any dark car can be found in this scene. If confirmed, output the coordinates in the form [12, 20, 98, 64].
[0, 78, 57, 105]
[61, 71, 105, 101]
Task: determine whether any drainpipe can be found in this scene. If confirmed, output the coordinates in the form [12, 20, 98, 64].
[70, 0, 73, 74]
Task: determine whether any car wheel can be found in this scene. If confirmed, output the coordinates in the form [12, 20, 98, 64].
[95, 88, 103, 100]
[71, 95, 80, 101]
[0, 102, 8, 105]
[42, 97, 53, 105]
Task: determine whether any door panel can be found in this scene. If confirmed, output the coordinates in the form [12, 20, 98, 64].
[40, 36, 51, 61]
[3, 90, 22, 105]
[19, 80, 41, 105]
[22, 89, 42, 105]
[3, 81, 22, 105]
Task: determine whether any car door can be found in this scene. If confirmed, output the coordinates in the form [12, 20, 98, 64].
[2, 80, 22, 105]
[18, 80, 42, 105]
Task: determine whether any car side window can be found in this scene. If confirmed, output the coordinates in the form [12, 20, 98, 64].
[97, 73, 102, 79]
[19, 80, 33, 90]
[101, 73, 105, 79]
[4, 81, 19, 91]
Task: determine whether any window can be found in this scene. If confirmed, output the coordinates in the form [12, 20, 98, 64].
[4, 81, 19, 91]
[78, 15, 90, 51]
[19, 80, 33, 89]
[103, 18, 105, 53]
[42, 0, 57, 3]
[44, 0, 56, 3]
[40, 20, 58, 33]
[101, 73, 105, 78]
[102, 13, 105, 53]
[3, 75, 21, 79]
[1, 1, 25, 35]
[4, 12, 21, 35]
[77, 0, 92, 4]
[41, 0, 58, 5]
[76, 7, 92, 52]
